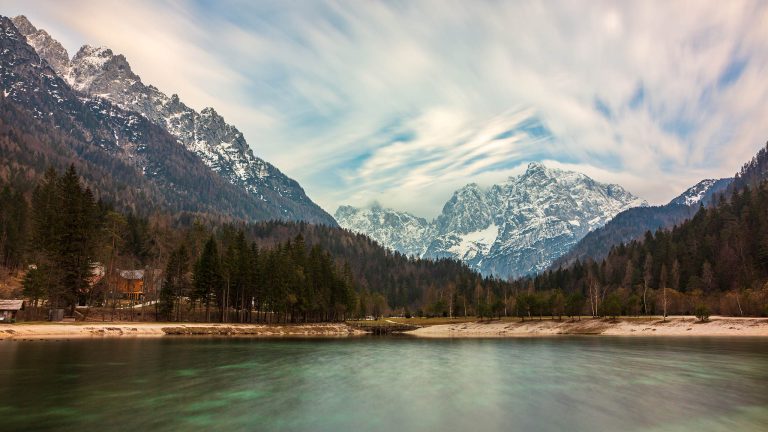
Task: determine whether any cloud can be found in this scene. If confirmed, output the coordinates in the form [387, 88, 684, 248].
[3, 0, 768, 218]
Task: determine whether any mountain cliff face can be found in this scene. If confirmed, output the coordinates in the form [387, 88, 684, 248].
[336, 163, 646, 278]
[8, 15, 336, 226]
[11, 15, 70, 75]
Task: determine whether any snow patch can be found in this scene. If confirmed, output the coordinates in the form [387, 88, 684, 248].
[448, 224, 500, 259]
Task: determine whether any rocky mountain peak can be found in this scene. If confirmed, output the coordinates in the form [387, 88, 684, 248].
[10, 15, 35, 35]
[11, 15, 70, 75]
[519, 162, 582, 184]
[524, 161, 548, 175]
[68, 45, 139, 94]
[338, 163, 646, 278]
[73, 44, 111, 59]
[6, 14, 336, 226]
[437, 183, 492, 235]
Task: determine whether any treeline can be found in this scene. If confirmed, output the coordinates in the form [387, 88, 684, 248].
[520, 181, 768, 317]
[6, 166, 359, 321]
[241, 222, 511, 316]
[553, 204, 697, 268]
[20, 166, 117, 313]
[159, 232, 357, 323]
[0, 183, 27, 268]
[1, 165, 511, 321]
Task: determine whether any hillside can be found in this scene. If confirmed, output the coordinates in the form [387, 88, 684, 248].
[525, 172, 768, 317]
[1, 15, 335, 225]
[555, 177, 734, 267]
[556, 145, 768, 268]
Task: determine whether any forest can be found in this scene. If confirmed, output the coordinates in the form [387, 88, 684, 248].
[0, 165, 509, 322]
[3, 161, 768, 322]
[517, 182, 768, 318]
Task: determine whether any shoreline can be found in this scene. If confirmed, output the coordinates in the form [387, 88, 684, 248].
[406, 316, 768, 338]
[0, 322, 364, 340]
[2, 316, 768, 340]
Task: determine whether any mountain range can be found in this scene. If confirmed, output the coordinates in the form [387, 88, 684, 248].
[2, 13, 752, 283]
[2, 15, 335, 226]
[337, 163, 650, 279]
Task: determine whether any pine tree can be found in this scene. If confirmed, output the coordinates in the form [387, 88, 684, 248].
[194, 236, 223, 322]
[57, 165, 98, 311]
[158, 245, 190, 321]
[0, 185, 29, 268]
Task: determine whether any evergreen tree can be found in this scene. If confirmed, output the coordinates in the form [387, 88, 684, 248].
[159, 246, 189, 321]
[0, 185, 28, 268]
[56, 165, 99, 311]
[194, 236, 223, 322]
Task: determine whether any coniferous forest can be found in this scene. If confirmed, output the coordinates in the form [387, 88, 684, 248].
[3, 158, 768, 321]
[1, 165, 509, 322]
[519, 183, 768, 318]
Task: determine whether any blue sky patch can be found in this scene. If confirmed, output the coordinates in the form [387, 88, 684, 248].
[594, 97, 612, 120]
[629, 84, 645, 110]
[717, 58, 748, 88]
[518, 117, 553, 140]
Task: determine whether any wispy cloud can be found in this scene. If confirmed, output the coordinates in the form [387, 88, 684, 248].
[3, 0, 767, 217]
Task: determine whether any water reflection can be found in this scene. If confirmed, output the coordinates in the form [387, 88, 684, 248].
[1, 337, 767, 431]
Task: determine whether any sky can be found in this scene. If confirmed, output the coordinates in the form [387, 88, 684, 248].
[3, 0, 768, 218]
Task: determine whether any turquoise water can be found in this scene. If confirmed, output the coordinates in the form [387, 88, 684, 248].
[1, 337, 767, 431]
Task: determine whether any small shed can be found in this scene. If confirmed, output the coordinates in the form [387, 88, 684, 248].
[0, 300, 25, 323]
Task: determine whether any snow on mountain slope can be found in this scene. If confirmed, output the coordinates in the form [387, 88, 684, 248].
[335, 205, 433, 257]
[667, 178, 733, 207]
[11, 15, 336, 226]
[0, 15, 287, 220]
[337, 163, 646, 279]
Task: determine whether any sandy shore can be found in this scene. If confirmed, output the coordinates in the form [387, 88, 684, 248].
[0, 322, 364, 340]
[3, 317, 767, 340]
[407, 316, 768, 338]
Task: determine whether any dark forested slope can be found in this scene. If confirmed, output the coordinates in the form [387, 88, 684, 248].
[556, 146, 766, 267]
[526, 175, 768, 317]
[0, 15, 335, 225]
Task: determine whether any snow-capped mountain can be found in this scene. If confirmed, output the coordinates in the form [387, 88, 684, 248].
[335, 205, 433, 257]
[10, 15, 335, 226]
[1, 14, 293, 221]
[336, 162, 646, 279]
[668, 178, 733, 207]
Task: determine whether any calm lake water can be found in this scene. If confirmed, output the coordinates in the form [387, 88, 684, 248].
[1, 337, 767, 432]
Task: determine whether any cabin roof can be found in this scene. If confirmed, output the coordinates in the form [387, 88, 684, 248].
[0, 300, 24, 311]
[118, 270, 145, 280]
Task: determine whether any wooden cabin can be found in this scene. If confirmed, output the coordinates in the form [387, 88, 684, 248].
[116, 270, 145, 301]
[0, 300, 25, 323]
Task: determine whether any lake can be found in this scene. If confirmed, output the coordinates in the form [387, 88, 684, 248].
[1, 337, 767, 431]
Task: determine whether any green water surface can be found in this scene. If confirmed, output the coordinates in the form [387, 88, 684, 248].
[1, 336, 767, 431]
